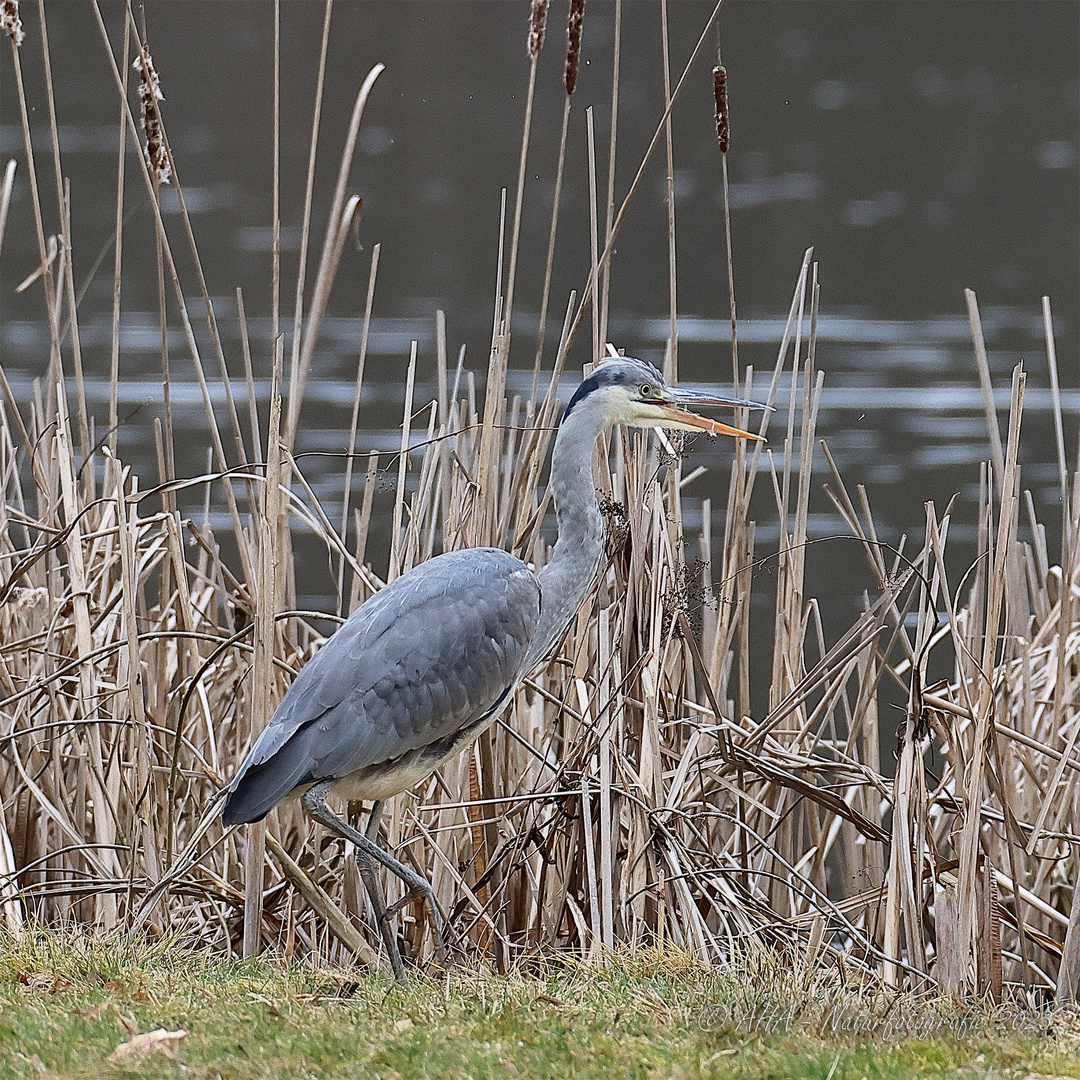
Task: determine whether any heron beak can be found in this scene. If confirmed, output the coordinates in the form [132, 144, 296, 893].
[657, 387, 773, 441]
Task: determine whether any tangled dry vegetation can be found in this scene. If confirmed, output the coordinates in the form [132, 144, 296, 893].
[0, 1, 1078, 1007]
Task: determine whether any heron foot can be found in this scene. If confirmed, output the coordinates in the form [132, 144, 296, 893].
[380, 880, 447, 968]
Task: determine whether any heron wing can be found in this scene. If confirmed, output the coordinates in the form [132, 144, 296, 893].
[222, 547, 539, 823]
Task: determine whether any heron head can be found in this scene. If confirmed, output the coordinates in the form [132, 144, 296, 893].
[561, 355, 771, 440]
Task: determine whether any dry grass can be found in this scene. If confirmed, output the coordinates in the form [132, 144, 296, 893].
[0, 0, 1077, 1009]
[6, 932, 1079, 1080]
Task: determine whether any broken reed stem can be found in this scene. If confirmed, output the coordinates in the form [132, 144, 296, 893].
[967, 287, 1005, 488]
[1042, 296, 1068, 520]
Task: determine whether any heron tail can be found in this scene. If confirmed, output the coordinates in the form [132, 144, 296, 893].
[221, 755, 314, 825]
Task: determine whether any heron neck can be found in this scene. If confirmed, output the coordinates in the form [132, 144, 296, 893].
[528, 403, 606, 667]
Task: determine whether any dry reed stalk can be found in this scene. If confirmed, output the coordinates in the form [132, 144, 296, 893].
[500, 0, 544, 346]
[96, 6, 257, 589]
[586, 108, 601, 365]
[0, 160, 17, 261]
[598, 0, 620, 355]
[37, 0, 71, 283]
[107, 16, 130, 457]
[388, 345, 418, 582]
[127, 10, 253, 479]
[289, 64, 384, 452]
[271, 0, 280, 347]
[954, 364, 1024, 989]
[242, 338, 284, 957]
[555, 0, 726, 363]
[529, 20, 575, 396]
[59, 183, 90, 472]
[966, 288, 1005, 485]
[714, 59, 740, 397]
[236, 290, 261, 468]
[338, 243, 381, 614]
[284, 0, 333, 450]
[659, 0, 676, 380]
[7, 4, 61, 406]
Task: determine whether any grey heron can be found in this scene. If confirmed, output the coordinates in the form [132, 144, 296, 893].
[222, 355, 769, 978]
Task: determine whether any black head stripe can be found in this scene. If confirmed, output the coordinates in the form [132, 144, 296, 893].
[560, 370, 604, 423]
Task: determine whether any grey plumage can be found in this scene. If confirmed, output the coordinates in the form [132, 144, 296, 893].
[222, 355, 769, 978]
[222, 548, 539, 824]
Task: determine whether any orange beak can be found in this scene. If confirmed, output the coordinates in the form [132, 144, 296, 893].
[656, 388, 772, 441]
[657, 404, 765, 441]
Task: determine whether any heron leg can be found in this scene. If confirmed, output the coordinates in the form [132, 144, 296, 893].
[351, 802, 403, 977]
[303, 782, 446, 978]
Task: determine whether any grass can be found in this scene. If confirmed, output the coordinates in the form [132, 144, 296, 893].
[0, 933, 1078, 1080]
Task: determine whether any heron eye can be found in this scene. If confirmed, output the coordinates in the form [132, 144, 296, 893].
[640, 384, 653, 397]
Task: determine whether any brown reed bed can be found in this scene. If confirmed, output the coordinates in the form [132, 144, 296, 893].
[0, 1, 1077, 1007]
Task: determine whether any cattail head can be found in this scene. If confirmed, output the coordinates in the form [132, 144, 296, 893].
[565, 0, 585, 97]
[528, 0, 549, 58]
[0, 1, 24, 47]
[713, 65, 729, 154]
[134, 51, 171, 185]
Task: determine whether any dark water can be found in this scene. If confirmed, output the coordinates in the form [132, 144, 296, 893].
[0, 1, 1077, 649]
